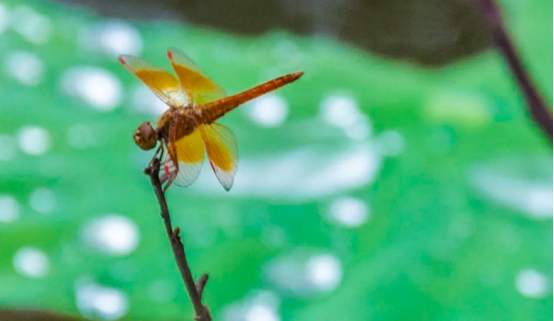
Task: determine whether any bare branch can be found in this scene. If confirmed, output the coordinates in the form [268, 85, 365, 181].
[196, 274, 209, 300]
[145, 157, 211, 321]
[476, 0, 553, 142]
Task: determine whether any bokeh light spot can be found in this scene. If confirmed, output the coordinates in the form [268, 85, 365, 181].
[247, 94, 288, 127]
[245, 305, 279, 321]
[0, 194, 20, 223]
[306, 254, 342, 292]
[4, 51, 44, 86]
[344, 116, 372, 141]
[195, 144, 381, 200]
[223, 290, 280, 321]
[329, 196, 369, 228]
[13, 247, 50, 278]
[0, 3, 11, 36]
[11, 6, 50, 44]
[470, 162, 553, 220]
[320, 94, 361, 128]
[17, 125, 51, 155]
[76, 281, 129, 320]
[29, 187, 56, 214]
[79, 20, 143, 56]
[61, 67, 122, 111]
[82, 215, 140, 256]
[515, 269, 550, 299]
[266, 251, 343, 296]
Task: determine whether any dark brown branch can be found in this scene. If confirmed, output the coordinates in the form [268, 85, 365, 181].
[476, 0, 553, 142]
[196, 274, 209, 300]
[145, 158, 211, 321]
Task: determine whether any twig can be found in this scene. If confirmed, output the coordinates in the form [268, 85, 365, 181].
[145, 157, 212, 321]
[196, 274, 209, 300]
[476, 0, 553, 142]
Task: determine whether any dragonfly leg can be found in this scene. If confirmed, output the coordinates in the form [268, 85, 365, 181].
[162, 173, 176, 193]
[147, 145, 163, 168]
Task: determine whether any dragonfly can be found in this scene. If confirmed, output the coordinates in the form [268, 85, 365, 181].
[120, 48, 303, 191]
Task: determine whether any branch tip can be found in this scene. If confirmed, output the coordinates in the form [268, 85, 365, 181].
[196, 274, 209, 298]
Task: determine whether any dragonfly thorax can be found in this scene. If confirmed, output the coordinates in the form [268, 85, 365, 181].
[172, 107, 201, 140]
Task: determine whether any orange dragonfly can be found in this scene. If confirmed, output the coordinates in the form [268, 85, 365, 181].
[120, 48, 303, 191]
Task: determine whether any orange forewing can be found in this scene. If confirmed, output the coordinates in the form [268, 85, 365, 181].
[167, 48, 226, 105]
[198, 122, 238, 191]
[119, 55, 188, 108]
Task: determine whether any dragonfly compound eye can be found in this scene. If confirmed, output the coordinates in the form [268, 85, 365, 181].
[133, 121, 157, 150]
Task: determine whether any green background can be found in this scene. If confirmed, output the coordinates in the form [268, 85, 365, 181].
[0, 0, 551, 320]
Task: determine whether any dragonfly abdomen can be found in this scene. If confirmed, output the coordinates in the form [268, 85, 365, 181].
[202, 71, 303, 124]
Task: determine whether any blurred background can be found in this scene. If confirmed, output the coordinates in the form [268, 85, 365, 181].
[0, 0, 552, 320]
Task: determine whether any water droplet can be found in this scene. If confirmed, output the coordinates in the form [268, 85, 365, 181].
[79, 20, 142, 56]
[76, 281, 129, 320]
[82, 215, 140, 256]
[29, 187, 56, 214]
[13, 247, 50, 278]
[329, 196, 369, 228]
[515, 269, 550, 299]
[0, 194, 19, 223]
[4, 51, 43, 86]
[17, 125, 51, 155]
[11, 6, 50, 44]
[0, 134, 17, 161]
[247, 94, 288, 127]
[61, 67, 122, 111]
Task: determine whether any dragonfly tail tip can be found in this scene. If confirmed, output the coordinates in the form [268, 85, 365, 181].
[289, 71, 304, 82]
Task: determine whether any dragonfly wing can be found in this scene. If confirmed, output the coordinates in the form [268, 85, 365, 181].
[198, 122, 238, 191]
[167, 48, 226, 105]
[167, 118, 205, 187]
[119, 55, 188, 108]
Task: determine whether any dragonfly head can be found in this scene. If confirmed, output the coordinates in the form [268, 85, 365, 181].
[133, 121, 157, 151]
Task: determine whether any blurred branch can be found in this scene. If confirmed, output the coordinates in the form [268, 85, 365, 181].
[144, 158, 212, 321]
[476, 0, 553, 142]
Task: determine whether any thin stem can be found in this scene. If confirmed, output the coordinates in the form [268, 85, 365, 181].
[145, 158, 211, 321]
[476, 0, 553, 142]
